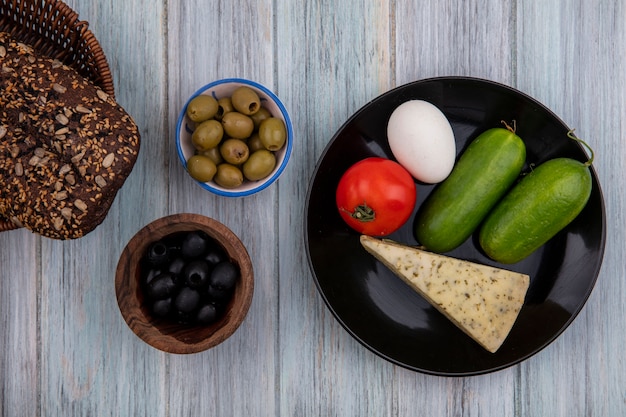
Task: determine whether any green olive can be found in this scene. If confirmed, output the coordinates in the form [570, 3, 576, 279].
[250, 106, 272, 129]
[258, 117, 287, 151]
[186, 95, 218, 123]
[214, 164, 244, 188]
[186, 155, 217, 182]
[192, 119, 223, 150]
[243, 149, 276, 181]
[215, 97, 234, 121]
[247, 133, 264, 153]
[220, 138, 250, 165]
[231, 86, 261, 115]
[221, 111, 254, 139]
[199, 146, 223, 165]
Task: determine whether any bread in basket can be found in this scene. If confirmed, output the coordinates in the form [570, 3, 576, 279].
[0, 0, 140, 239]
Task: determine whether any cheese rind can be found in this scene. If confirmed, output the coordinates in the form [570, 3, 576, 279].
[360, 235, 530, 353]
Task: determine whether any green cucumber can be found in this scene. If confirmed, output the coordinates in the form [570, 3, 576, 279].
[415, 124, 526, 253]
[479, 131, 594, 264]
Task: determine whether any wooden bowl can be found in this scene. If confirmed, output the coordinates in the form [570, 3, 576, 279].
[115, 213, 254, 354]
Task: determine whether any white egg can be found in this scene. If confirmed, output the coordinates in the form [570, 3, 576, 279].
[387, 100, 456, 183]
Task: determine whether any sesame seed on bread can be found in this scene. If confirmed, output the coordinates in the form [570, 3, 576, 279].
[0, 32, 140, 239]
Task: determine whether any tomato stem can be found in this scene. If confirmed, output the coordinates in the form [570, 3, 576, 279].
[567, 129, 595, 167]
[342, 203, 376, 223]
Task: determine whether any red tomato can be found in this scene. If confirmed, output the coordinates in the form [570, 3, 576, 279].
[335, 157, 417, 236]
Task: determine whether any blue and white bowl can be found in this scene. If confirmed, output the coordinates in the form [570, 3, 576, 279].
[176, 78, 293, 197]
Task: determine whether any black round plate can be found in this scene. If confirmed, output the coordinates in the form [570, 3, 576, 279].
[305, 77, 606, 376]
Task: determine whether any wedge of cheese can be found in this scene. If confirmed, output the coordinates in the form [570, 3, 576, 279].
[360, 235, 530, 353]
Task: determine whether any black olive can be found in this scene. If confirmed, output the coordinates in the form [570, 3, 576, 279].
[196, 303, 218, 324]
[206, 284, 232, 302]
[174, 287, 200, 314]
[167, 257, 186, 275]
[146, 272, 179, 300]
[152, 298, 172, 317]
[144, 268, 162, 286]
[209, 261, 238, 291]
[145, 240, 170, 267]
[204, 246, 227, 267]
[181, 231, 210, 259]
[183, 260, 210, 289]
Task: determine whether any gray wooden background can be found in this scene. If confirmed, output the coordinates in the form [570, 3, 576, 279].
[1, 0, 625, 416]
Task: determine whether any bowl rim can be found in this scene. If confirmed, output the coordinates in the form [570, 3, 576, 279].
[115, 213, 254, 354]
[175, 78, 293, 197]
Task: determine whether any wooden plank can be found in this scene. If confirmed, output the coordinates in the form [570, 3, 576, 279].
[516, 1, 626, 415]
[275, 1, 396, 416]
[394, 1, 516, 86]
[392, 2, 520, 416]
[165, 0, 280, 415]
[0, 232, 39, 417]
[35, 0, 171, 415]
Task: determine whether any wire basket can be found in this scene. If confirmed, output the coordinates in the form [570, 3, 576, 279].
[0, 0, 115, 232]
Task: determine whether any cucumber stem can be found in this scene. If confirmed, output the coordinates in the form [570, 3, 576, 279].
[501, 120, 517, 133]
[567, 130, 595, 167]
